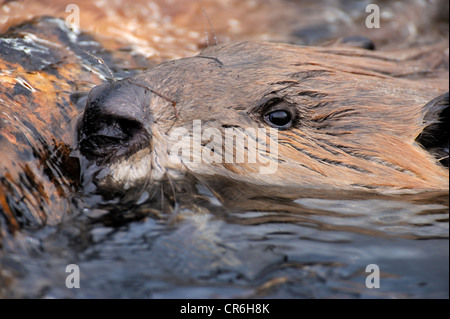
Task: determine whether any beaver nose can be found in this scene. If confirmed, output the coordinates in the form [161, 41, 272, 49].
[77, 81, 152, 162]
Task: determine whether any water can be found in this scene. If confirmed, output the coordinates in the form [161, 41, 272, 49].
[0, 0, 448, 298]
[1, 188, 448, 298]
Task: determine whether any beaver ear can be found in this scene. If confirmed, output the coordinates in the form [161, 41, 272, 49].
[415, 92, 449, 167]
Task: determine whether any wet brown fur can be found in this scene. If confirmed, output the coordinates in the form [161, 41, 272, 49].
[81, 41, 449, 194]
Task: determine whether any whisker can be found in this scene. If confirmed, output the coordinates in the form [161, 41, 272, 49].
[128, 80, 179, 132]
[196, 55, 224, 67]
[128, 80, 177, 109]
[160, 182, 164, 213]
[83, 50, 117, 82]
[166, 172, 178, 206]
[201, 0, 218, 46]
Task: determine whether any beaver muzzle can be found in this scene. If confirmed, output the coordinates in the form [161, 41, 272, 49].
[77, 80, 152, 165]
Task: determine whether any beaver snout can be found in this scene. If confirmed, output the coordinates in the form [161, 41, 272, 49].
[77, 81, 152, 163]
[78, 116, 150, 161]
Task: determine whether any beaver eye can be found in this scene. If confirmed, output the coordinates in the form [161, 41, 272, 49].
[264, 110, 293, 128]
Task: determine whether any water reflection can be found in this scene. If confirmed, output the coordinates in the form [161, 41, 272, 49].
[2, 188, 447, 298]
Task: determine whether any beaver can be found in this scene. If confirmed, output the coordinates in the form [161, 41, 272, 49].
[76, 41, 449, 201]
[0, 4, 447, 232]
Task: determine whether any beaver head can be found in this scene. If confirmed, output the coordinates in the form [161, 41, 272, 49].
[77, 42, 449, 200]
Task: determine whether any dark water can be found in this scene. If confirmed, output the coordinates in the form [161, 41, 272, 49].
[2, 189, 448, 298]
[0, 0, 448, 299]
